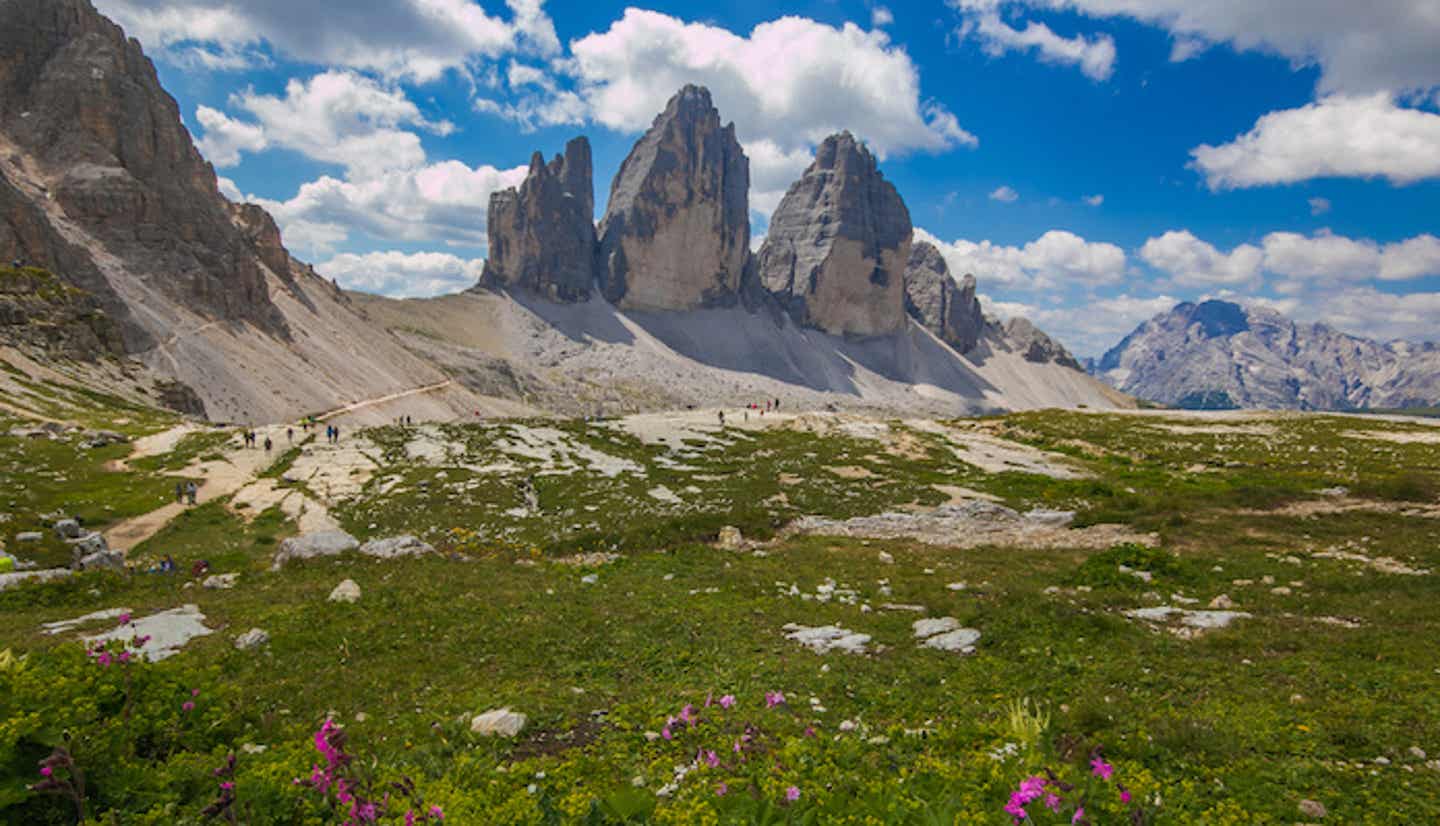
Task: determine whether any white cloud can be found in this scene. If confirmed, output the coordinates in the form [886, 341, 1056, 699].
[1288, 287, 1440, 344]
[955, 0, 1440, 96]
[560, 9, 975, 160]
[197, 72, 454, 179]
[1308, 197, 1331, 216]
[989, 185, 1020, 203]
[745, 140, 815, 220]
[1378, 234, 1440, 282]
[1260, 230, 1380, 283]
[871, 6, 895, 27]
[95, 0, 559, 82]
[315, 250, 485, 298]
[917, 227, 1127, 290]
[194, 106, 267, 167]
[234, 161, 528, 259]
[1082, 194, 1104, 206]
[1192, 94, 1440, 189]
[960, 11, 1116, 81]
[1139, 230, 1263, 288]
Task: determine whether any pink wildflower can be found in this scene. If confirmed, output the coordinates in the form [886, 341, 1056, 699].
[95, 652, 112, 668]
[220, 781, 234, 791]
[704, 750, 720, 768]
[765, 691, 786, 708]
[406, 812, 416, 826]
[1072, 806, 1085, 824]
[1120, 788, 1132, 804]
[661, 726, 673, 741]
[429, 805, 444, 820]
[1003, 794, 1028, 821]
[117, 612, 131, 625]
[116, 650, 131, 663]
[803, 727, 816, 738]
[192, 688, 201, 697]
[182, 701, 196, 712]
[679, 704, 698, 726]
[1045, 792, 1062, 812]
[718, 694, 735, 709]
[39, 767, 52, 778]
[1090, 756, 1114, 780]
[715, 782, 728, 796]
[134, 635, 151, 647]
[785, 786, 800, 803]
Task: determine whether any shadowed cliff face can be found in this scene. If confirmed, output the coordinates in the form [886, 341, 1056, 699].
[598, 85, 750, 312]
[904, 241, 986, 355]
[481, 137, 597, 302]
[756, 132, 912, 338]
[0, 0, 287, 337]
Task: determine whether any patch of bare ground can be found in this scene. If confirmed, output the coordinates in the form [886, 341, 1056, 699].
[1235, 497, 1440, 519]
[782, 500, 1153, 550]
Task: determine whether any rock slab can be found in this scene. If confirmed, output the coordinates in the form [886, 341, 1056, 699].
[272, 530, 359, 570]
[481, 137, 596, 302]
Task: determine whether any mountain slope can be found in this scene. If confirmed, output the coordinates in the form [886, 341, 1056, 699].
[0, 0, 471, 424]
[1097, 299, 1440, 410]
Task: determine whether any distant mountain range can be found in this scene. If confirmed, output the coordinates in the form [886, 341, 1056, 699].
[1094, 299, 1440, 410]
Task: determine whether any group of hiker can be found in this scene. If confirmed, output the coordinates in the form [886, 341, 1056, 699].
[240, 430, 273, 451]
[324, 424, 342, 444]
[718, 398, 782, 427]
[173, 481, 199, 505]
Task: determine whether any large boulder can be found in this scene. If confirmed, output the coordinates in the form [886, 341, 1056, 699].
[358, 535, 435, 559]
[480, 137, 596, 302]
[904, 242, 986, 354]
[597, 85, 749, 311]
[271, 530, 359, 570]
[756, 132, 912, 338]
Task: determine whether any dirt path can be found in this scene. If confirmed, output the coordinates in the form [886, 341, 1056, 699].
[316, 379, 454, 421]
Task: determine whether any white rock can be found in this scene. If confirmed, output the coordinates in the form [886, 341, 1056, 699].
[203, 573, 239, 590]
[358, 535, 435, 559]
[877, 551, 894, 564]
[81, 605, 213, 662]
[912, 617, 961, 639]
[234, 628, 269, 650]
[782, 623, 870, 655]
[1125, 606, 1251, 631]
[328, 579, 361, 603]
[471, 708, 527, 737]
[272, 530, 359, 570]
[581, 574, 598, 584]
[1208, 594, 1236, 610]
[946, 582, 967, 591]
[921, 628, 982, 654]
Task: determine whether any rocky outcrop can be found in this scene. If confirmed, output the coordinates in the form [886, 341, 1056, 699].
[481, 137, 596, 302]
[598, 86, 749, 311]
[0, 265, 126, 360]
[757, 132, 911, 338]
[904, 241, 985, 353]
[0, 0, 285, 334]
[1096, 300, 1440, 410]
[1003, 317, 1082, 371]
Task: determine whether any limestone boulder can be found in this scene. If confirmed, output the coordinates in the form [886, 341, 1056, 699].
[272, 530, 359, 570]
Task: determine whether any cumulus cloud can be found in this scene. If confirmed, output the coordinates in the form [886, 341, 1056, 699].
[917, 227, 1127, 291]
[1307, 197, 1331, 216]
[1192, 94, 1440, 189]
[1290, 287, 1440, 344]
[959, 11, 1116, 81]
[872, 6, 895, 27]
[745, 140, 815, 220]
[1139, 230, 1263, 288]
[1083, 194, 1104, 207]
[315, 251, 485, 297]
[197, 72, 453, 178]
[95, 0, 558, 81]
[558, 9, 974, 160]
[989, 185, 1020, 203]
[954, 0, 1440, 96]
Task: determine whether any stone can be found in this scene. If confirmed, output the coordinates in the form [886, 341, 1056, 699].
[598, 85, 749, 311]
[234, 628, 269, 650]
[1125, 606, 1252, 632]
[480, 137, 596, 302]
[1025, 509, 1076, 527]
[904, 242, 986, 353]
[1298, 799, 1327, 819]
[471, 708, 527, 737]
[782, 623, 871, 655]
[716, 526, 744, 551]
[877, 550, 894, 564]
[1208, 594, 1236, 610]
[1003, 318, 1083, 370]
[328, 579, 361, 603]
[81, 604, 212, 661]
[921, 628, 982, 654]
[357, 535, 435, 560]
[77, 549, 124, 571]
[203, 573, 239, 590]
[272, 530, 359, 569]
[68, 530, 108, 556]
[1410, 746, 1428, 760]
[912, 617, 961, 639]
[757, 132, 911, 338]
[0, 568, 70, 590]
[53, 518, 81, 539]
[15, 531, 41, 542]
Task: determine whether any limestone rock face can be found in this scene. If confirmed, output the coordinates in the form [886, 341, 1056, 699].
[598, 86, 749, 311]
[757, 132, 911, 338]
[481, 137, 596, 302]
[1004, 317, 1083, 371]
[0, 0, 285, 334]
[904, 242, 985, 353]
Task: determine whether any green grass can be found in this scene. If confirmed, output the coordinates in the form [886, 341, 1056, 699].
[1, 405, 1438, 823]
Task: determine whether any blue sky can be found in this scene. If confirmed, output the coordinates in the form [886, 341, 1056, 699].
[97, 0, 1440, 357]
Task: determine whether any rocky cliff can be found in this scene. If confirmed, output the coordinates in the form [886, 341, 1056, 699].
[480, 137, 596, 302]
[1097, 300, 1440, 409]
[598, 86, 749, 311]
[0, 0, 284, 335]
[904, 241, 986, 354]
[757, 132, 911, 338]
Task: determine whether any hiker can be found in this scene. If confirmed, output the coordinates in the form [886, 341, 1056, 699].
[287, 427, 294, 443]
[160, 554, 176, 574]
[264, 435, 273, 452]
[186, 481, 198, 505]
[191, 559, 209, 578]
[174, 482, 185, 504]
[332, 424, 341, 443]
[718, 410, 725, 427]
